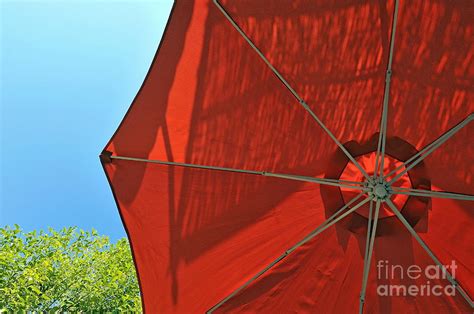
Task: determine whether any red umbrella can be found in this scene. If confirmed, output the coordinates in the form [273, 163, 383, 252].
[101, 0, 473, 312]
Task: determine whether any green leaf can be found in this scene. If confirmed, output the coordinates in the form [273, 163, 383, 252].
[0, 225, 142, 312]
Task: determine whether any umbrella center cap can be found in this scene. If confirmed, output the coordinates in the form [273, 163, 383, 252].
[373, 183, 389, 199]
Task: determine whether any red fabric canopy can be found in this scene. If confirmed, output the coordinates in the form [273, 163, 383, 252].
[101, 0, 473, 312]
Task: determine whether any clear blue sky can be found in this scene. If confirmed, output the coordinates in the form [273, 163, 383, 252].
[1, 0, 173, 241]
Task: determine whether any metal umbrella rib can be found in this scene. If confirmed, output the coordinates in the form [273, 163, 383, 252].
[385, 200, 474, 308]
[207, 194, 371, 313]
[213, 0, 372, 182]
[359, 200, 381, 314]
[110, 155, 368, 191]
[391, 187, 474, 201]
[374, 0, 399, 180]
[387, 113, 473, 184]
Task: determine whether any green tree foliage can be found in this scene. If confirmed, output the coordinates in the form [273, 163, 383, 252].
[0, 225, 142, 312]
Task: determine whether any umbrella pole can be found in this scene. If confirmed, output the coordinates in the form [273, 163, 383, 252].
[207, 194, 371, 313]
[213, 0, 372, 181]
[391, 188, 474, 201]
[386, 200, 474, 308]
[359, 200, 381, 313]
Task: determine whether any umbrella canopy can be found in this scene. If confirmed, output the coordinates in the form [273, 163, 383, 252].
[101, 0, 473, 312]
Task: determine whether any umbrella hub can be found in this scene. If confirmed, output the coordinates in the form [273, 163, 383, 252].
[368, 179, 392, 201]
[338, 151, 413, 217]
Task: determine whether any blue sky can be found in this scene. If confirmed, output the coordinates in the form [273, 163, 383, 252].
[1, 0, 173, 241]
